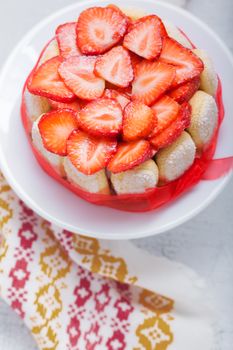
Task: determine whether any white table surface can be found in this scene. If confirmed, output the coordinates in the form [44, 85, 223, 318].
[0, 0, 232, 349]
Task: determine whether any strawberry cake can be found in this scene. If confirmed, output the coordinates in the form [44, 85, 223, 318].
[21, 4, 221, 211]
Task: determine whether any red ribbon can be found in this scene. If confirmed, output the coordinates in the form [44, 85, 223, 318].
[21, 38, 232, 212]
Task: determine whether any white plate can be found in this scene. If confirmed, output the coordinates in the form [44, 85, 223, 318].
[0, 0, 233, 240]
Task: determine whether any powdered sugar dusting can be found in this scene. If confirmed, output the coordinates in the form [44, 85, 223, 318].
[156, 132, 196, 181]
[188, 91, 218, 149]
[111, 159, 158, 194]
[63, 157, 109, 193]
[193, 49, 218, 96]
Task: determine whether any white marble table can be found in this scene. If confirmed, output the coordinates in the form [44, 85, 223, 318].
[0, 0, 232, 349]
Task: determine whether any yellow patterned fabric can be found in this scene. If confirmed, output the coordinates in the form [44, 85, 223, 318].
[0, 173, 213, 349]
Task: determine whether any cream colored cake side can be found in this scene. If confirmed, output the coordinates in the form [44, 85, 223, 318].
[24, 38, 59, 124]
[156, 132, 196, 182]
[163, 20, 193, 49]
[32, 116, 65, 176]
[188, 90, 218, 150]
[111, 160, 159, 194]
[63, 157, 110, 194]
[24, 88, 51, 123]
[193, 49, 218, 96]
[38, 38, 60, 66]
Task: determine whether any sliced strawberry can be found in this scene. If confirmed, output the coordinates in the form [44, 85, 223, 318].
[67, 130, 117, 175]
[108, 140, 152, 173]
[58, 55, 105, 100]
[106, 4, 132, 24]
[128, 52, 142, 74]
[132, 61, 175, 106]
[103, 89, 130, 109]
[168, 76, 200, 103]
[128, 15, 167, 37]
[123, 15, 163, 60]
[159, 37, 204, 86]
[56, 22, 81, 58]
[149, 102, 191, 150]
[49, 99, 80, 112]
[150, 95, 180, 137]
[27, 56, 75, 102]
[123, 102, 157, 141]
[78, 98, 123, 137]
[38, 109, 78, 156]
[95, 46, 134, 88]
[104, 84, 132, 97]
[76, 7, 128, 55]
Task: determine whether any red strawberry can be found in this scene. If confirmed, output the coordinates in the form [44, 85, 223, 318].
[27, 56, 75, 102]
[38, 109, 78, 156]
[128, 52, 142, 74]
[67, 130, 117, 175]
[104, 84, 132, 97]
[76, 7, 128, 55]
[78, 98, 123, 137]
[123, 102, 157, 141]
[123, 15, 163, 60]
[108, 140, 152, 173]
[49, 99, 80, 112]
[168, 76, 200, 103]
[132, 61, 175, 106]
[106, 4, 132, 23]
[95, 46, 134, 88]
[56, 22, 81, 58]
[129, 14, 168, 38]
[149, 102, 191, 150]
[159, 37, 204, 86]
[58, 56, 105, 100]
[103, 89, 130, 109]
[150, 95, 180, 137]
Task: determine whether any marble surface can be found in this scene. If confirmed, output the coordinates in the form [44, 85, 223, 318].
[0, 0, 232, 349]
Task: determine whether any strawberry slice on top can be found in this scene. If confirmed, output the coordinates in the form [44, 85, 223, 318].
[150, 95, 180, 137]
[58, 55, 105, 100]
[108, 140, 152, 173]
[123, 102, 157, 141]
[27, 56, 75, 102]
[103, 89, 130, 109]
[128, 14, 168, 38]
[95, 46, 134, 88]
[128, 52, 142, 74]
[49, 99, 80, 112]
[38, 109, 78, 156]
[78, 98, 123, 137]
[76, 7, 128, 55]
[149, 102, 191, 150]
[159, 37, 204, 86]
[123, 15, 163, 60]
[67, 130, 117, 175]
[106, 4, 132, 24]
[132, 61, 175, 106]
[168, 76, 200, 103]
[56, 22, 81, 58]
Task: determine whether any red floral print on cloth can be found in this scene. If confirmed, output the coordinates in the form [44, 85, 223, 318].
[114, 296, 134, 321]
[67, 315, 81, 347]
[94, 283, 111, 313]
[84, 322, 102, 350]
[0, 174, 175, 350]
[106, 330, 126, 350]
[74, 277, 93, 307]
[19, 222, 37, 249]
[7, 200, 38, 319]
[9, 258, 30, 289]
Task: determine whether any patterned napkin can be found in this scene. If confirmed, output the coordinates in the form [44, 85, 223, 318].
[0, 172, 214, 350]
